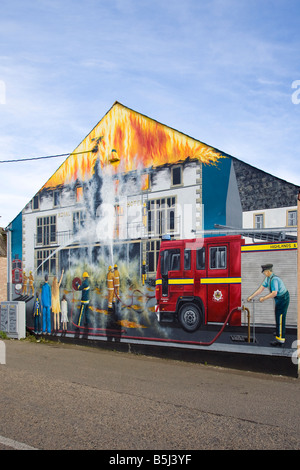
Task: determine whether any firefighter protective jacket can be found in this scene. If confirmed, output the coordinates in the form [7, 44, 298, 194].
[77, 279, 90, 303]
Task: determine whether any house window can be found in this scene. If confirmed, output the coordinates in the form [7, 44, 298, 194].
[73, 211, 86, 233]
[114, 204, 124, 239]
[287, 210, 297, 227]
[33, 195, 39, 211]
[37, 216, 57, 246]
[171, 166, 182, 186]
[36, 249, 57, 276]
[167, 197, 176, 231]
[147, 197, 176, 236]
[254, 213, 264, 229]
[53, 190, 60, 207]
[147, 240, 161, 273]
[141, 173, 150, 191]
[76, 186, 83, 202]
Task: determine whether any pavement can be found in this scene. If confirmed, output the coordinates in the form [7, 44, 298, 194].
[0, 338, 300, 451]
[26, 322, 299, 378]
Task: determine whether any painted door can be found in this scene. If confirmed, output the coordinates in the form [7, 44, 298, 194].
[206, 242, 229, 322]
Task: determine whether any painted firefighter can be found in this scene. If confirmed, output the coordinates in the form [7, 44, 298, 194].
[75, 272, 90, 327]
[113, 264, 120, 303]
[28, 271, 34, 296]
[22, 271, 28, 295]
[107, 266, 114, 311]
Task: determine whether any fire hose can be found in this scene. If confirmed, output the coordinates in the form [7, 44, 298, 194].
[113, 287, 155, 312]
[72, 276, 155, 317]
[112, 291, 246, 346]
[72, 278, 250, 346]
[191, 305, 245, 346]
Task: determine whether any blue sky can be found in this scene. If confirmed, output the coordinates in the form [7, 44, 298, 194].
[0, 0, 300, 227]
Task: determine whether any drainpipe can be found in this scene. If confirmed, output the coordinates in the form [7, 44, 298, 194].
[5, 226, 12, 301]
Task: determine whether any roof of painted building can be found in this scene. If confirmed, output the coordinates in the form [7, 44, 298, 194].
[41, 101, 226, 190]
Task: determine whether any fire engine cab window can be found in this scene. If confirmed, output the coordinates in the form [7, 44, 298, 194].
[184, 250, 191, 270]
[170, 251, 180, 271]
[196, 247, 205, 270]
[209, 246, 227, 269]
[161, 249, 180, 274]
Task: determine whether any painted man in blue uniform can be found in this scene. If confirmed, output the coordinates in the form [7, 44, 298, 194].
[41, 274, 52, 334]
[33, 293, 42, 335]
[247, 264, 290, 347]
[75, 272, 90, 327]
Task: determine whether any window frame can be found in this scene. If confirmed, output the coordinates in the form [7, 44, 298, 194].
[209, 246, 227, 270]
[147, 196, 177, 236]
[36, 215, 57, 246]
[254, 213, 265, 229]
[171, 165, 182, 187]
[32, 195, 39, 211]
[287, 209, 297, 227]
[36, 249, 57, 276]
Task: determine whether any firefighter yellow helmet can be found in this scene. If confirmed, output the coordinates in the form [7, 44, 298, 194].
[83, 272, 89, 278]
[114, 264, 118, 268]
[108, 266, 112, 271]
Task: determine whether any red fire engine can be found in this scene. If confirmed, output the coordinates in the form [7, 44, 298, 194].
[155, 235, 244, 332]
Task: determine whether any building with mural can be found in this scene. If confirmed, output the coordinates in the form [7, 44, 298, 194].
[8, 102, 243, 283]
[4, 102, 298, 356]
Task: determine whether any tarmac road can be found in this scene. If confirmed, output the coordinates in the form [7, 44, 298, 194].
[0, 338, 300, 451]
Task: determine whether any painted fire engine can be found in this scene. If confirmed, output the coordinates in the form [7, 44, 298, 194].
[155, 235, 244, 332]
[155, 234, 297, 333]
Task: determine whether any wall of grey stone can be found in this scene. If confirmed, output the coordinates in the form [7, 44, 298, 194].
[232, 157, 299, 211]
[0, 229, 6, 257]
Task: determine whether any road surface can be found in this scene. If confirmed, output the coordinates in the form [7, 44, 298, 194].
[0, 338, 299, 451]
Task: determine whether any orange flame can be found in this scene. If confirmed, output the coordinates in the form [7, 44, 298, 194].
[43, 102, 224, 189]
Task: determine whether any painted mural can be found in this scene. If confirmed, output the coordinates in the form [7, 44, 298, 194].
[9, 102, 297, 355]
[42, 101, 224, 189]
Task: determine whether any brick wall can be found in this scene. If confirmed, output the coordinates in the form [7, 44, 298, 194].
[0, 257, 7, 302]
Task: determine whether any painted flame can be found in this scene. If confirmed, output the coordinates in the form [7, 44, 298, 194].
[43, 102, 224, 189]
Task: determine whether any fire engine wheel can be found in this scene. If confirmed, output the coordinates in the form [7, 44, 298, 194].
[178, 303, 202, 332]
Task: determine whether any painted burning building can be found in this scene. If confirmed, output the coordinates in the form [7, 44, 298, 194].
[6, 102, 251, 342]
[16, 102, 241, 280]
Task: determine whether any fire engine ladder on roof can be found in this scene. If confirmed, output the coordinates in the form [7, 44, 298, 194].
[209, 225, 297, 242]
